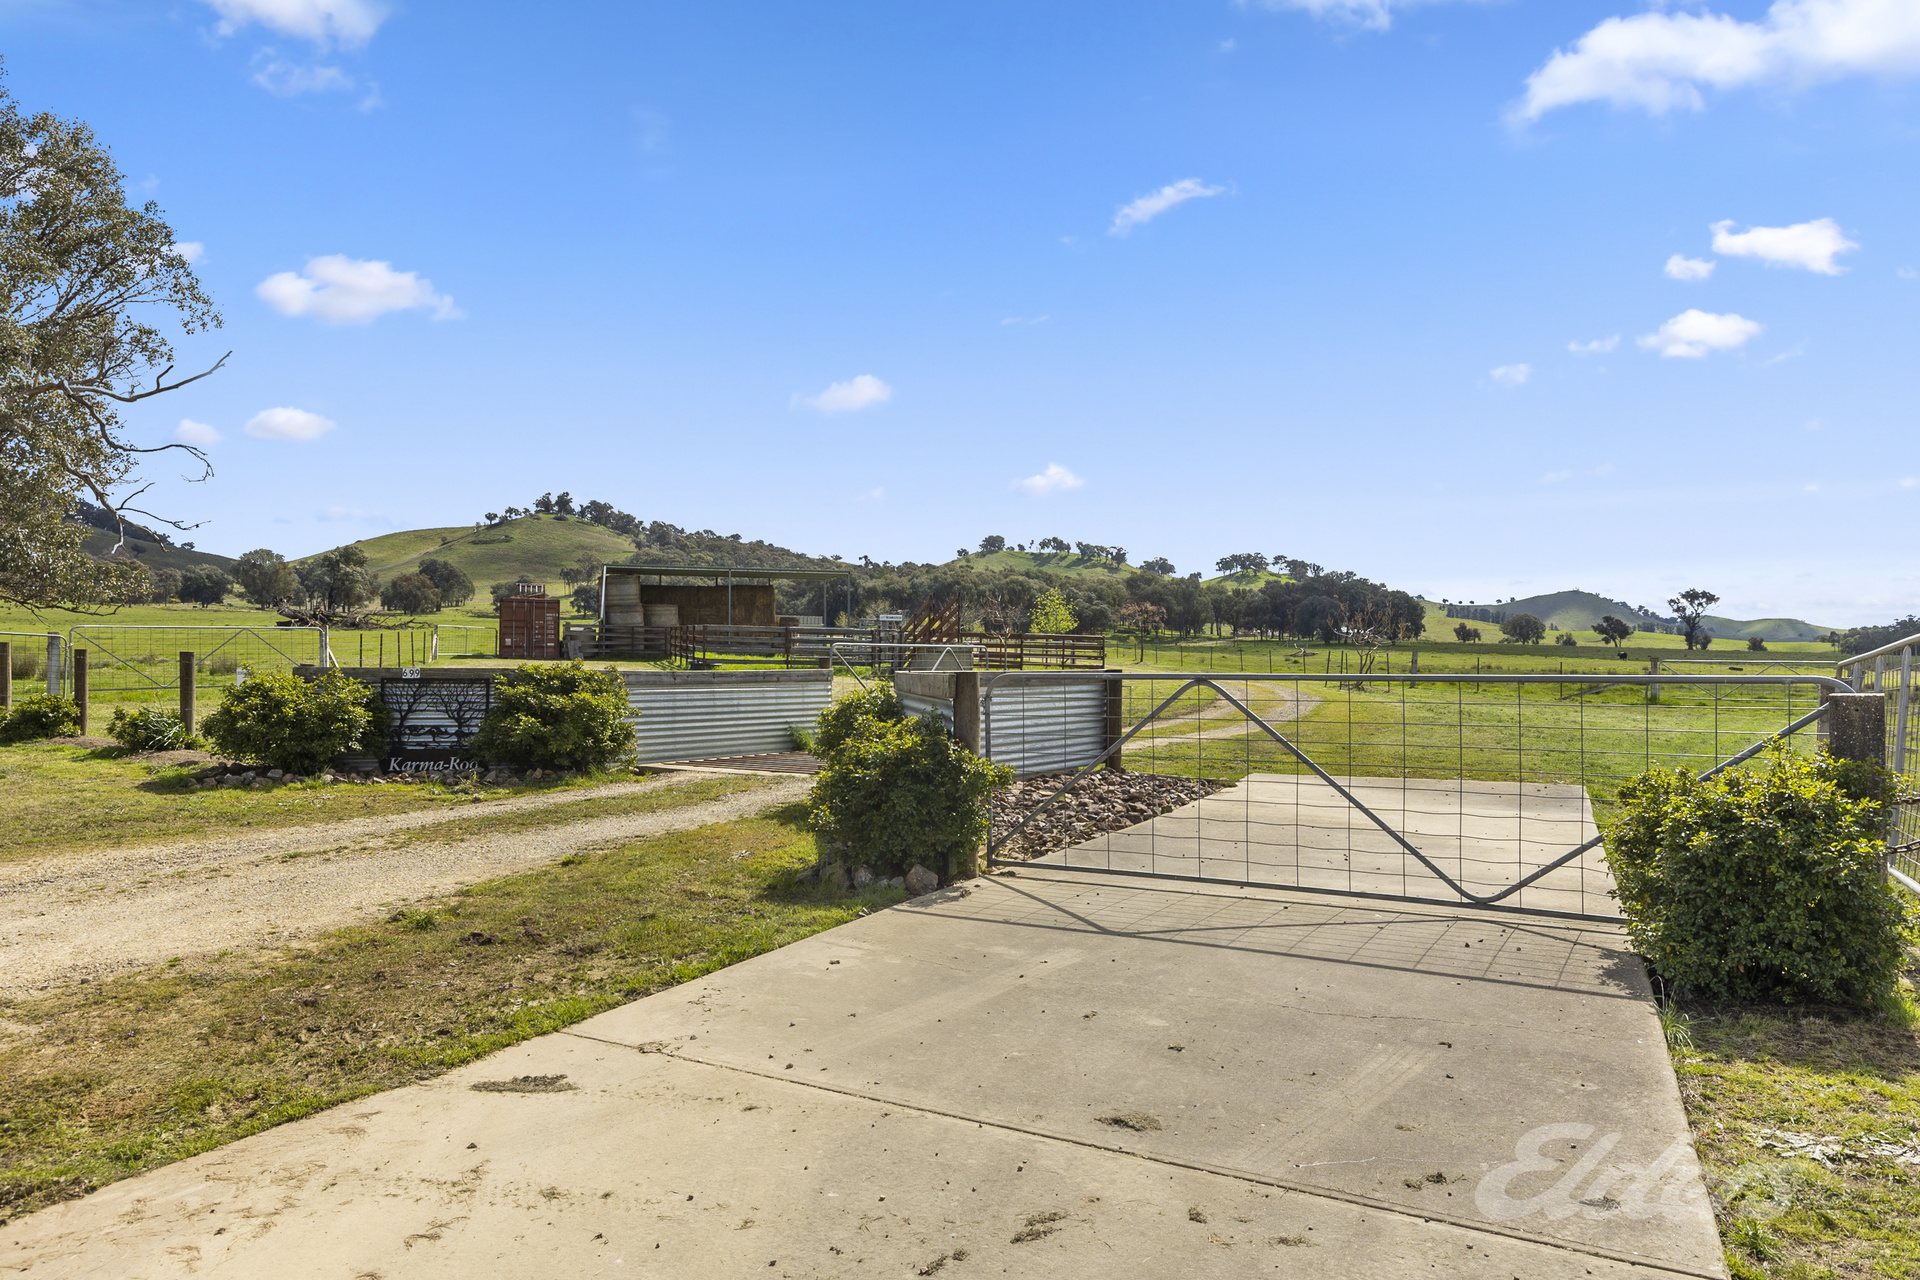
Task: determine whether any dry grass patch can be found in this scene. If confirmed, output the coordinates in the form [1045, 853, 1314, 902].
[0, 801, 891, 1220]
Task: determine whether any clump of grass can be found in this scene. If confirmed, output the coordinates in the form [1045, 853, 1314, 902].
[0, 803, 897, 1219]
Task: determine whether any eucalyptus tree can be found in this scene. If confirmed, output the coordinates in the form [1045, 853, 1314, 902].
[0, 72, 225, 608]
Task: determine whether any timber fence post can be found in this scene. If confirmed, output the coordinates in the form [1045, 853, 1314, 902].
[180, 652, 197, 737]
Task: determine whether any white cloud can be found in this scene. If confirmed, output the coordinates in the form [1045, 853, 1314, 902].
[319, 506, 375, 520]
[173, 418, 221, 446]
[204, 0, 386, 48]
[1241, 0, 1462, 31]
[1638, 309, 1763, 358]
[1542, 469, 1574, 483]
[1110, 178, 1224, 236]
[1901, 477, 1917, 488]
[251, 59, 355, 96]
[1710, 217, 1857, 274]
[245, 407, 336, 440]
[1489, 363, 1532, 386]
[1665, 254, 1715, 281]
[1514, 0, 1920, 122]
[257, 255, 461, 323]
[798, 374, 892, 415]
[1899, 266, 1918, 280]
[1015, 463, 1085, 497]
[1568, 335, 1620, 354]
[1000, 315, 1049, 326]
[171, 241, 205, 264]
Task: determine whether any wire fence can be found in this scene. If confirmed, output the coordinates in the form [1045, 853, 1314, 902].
[433, 623, 498, 658]
[983, 671, 1849, 921]
[64, 625, 328, 703]
[0, 632, 61, 702]
[1840, 634, 1920, 893]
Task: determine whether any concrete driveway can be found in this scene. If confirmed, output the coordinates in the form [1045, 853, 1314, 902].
[4, 868, 1723, 1279]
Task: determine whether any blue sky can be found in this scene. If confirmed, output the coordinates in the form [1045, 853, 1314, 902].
[9, 0, 1920, 624]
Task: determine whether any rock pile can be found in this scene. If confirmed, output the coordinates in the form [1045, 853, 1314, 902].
[989, 769, 1229, 860]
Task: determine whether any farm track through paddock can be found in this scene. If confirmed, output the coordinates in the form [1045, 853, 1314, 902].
[0, 772, 806, 995]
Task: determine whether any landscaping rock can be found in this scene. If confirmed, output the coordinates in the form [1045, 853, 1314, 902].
[988, 770, 1232, 861]
[884, 876, 904, 890]
[905, 865, 940, 895]
[852, 867, 873, 889]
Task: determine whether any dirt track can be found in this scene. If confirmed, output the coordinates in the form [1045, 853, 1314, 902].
[0, 772, 808, 995]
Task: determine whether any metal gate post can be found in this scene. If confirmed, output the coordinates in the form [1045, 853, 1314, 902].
[1896, 647, 1913, 775]
[180, 652, 197, 736]
[46, 633, 62, 699]
[73, 649, 88, 734]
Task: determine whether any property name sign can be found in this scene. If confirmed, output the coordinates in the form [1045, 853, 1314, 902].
[379, 676, 490, 772]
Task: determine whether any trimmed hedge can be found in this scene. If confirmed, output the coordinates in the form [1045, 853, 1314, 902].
[468, 662, 635, 772]
[1607, 748, 1916, 1005]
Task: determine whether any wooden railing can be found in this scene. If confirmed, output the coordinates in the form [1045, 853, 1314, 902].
[974, 633, 1106, 670]
[564, 622, 1107, 671]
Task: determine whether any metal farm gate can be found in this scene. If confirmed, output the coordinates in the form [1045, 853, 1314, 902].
[984, 670, 1858, 922]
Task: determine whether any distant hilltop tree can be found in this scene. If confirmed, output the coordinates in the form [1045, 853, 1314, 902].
[978, 535, 1006, 554]
[1215, 553, 1269, 576]
[1138, 557, 1175, 576]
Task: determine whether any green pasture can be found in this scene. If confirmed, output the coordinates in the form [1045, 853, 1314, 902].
[1082, 671, 1831, 814]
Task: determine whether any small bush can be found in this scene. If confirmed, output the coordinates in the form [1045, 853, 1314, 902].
[107, 706, 200, 752]
[0, 695, 81, 743]
[1606, 748, 1916, 1005]
[202, 669, 385, 773]
[811, 683, 908, 758]
[807, 703, 1010, 879]
[468, 662, 635, 771]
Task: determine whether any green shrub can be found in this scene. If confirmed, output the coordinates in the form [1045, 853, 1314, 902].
[810, 683, 908, 758]
[468, 662, 635, 771]
[107, 706, 200, 752]
[202, 670, 385, 773]
[1606, 748, 1916, 1005]
[0, 695, 81, 743]
[806, 707, 1011, 879]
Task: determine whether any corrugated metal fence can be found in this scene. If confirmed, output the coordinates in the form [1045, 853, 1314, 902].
[625, 669, 834, 763]
[979, 673, 1110, 776]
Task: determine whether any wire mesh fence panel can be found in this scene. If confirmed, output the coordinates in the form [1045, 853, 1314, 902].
[0, 632, 63, 700]
[1846, 639, 1920, 892]
[433, 624, 498, 658]
[985, 672, 1847, 922]
[66, 626, 328, 702]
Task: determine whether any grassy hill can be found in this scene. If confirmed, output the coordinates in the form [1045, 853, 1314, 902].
[961, 549, 1135, 578]
[300, 514, 638, 594]
[1203, 569, 1288, 588]
[78, 529, 237, 575]
[1439, 589, 1836, 642]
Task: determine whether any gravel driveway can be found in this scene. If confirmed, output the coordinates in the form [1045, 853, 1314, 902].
[0, 772, 808, 995]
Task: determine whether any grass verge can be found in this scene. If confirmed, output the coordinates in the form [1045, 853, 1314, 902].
[1672, 990, 1920, 1279]
[0, 741, 639, 861]
[0, 800, 884, 1221]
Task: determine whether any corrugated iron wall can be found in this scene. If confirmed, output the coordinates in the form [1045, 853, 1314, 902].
[979, 676, 1110, 776]
[625, 669, 833, 763]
